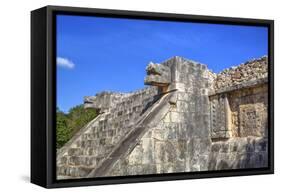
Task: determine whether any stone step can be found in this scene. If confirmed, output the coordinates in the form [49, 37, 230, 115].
[69, 156, 97, 166]
[87, 92, 173, 177]
[57, 165, 93, 177]
[57, 155, 105, 167]
[56, 87, 160, 179]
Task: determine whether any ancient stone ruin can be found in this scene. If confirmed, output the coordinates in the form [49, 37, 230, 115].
[57, 56, 268, 179]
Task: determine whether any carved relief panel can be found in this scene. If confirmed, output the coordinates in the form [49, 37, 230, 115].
[210, 94, 231, 139]
[239, 103, 267, 137]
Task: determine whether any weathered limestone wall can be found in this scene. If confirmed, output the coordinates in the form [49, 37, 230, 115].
[57, 56, 269, 179]
[208, 57, 268, 171]
[209, 57, 268, 139]
[208, 137, 268, 170]
[228, 84, 268, 138]
[107, 57, 215, 176]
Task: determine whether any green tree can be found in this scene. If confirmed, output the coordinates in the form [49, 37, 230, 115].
[56, 108, 70, 148]
[67, 105, 98, 137]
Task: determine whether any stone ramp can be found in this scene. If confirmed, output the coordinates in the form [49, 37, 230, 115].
[87, 91, 175, 177]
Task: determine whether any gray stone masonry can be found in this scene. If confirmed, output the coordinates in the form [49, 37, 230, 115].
[57, 56, 268, 179]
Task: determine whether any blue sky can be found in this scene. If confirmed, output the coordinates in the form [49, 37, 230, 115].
[57, 14, 268, 112]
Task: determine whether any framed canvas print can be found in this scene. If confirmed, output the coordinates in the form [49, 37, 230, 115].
[31, 5, 274, 188]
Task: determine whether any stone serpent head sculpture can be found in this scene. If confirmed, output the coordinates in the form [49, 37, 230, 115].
[144, 62, 171, 92]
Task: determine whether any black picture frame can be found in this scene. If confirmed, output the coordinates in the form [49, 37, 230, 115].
[31, 5, 274, 188]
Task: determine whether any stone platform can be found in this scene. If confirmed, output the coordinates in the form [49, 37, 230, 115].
[57, 56, 268, 179]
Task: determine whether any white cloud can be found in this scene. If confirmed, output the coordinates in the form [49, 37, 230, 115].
[57, 57, 75, 69]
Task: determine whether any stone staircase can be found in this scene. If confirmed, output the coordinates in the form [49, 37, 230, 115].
[87, 91, 175, 177]
[56, 87, 167, 179]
